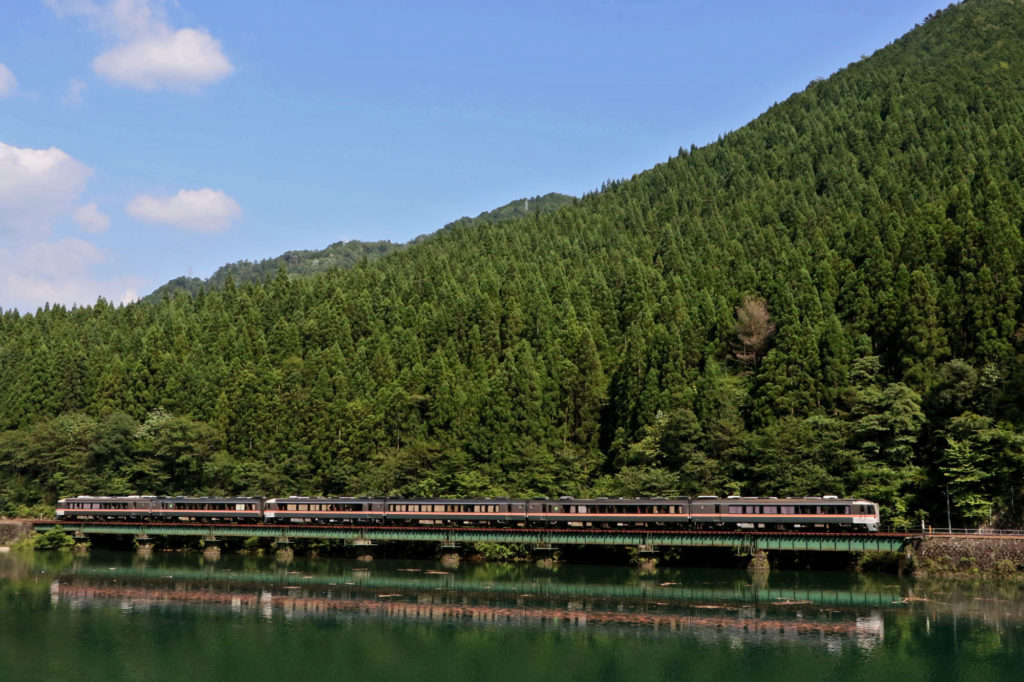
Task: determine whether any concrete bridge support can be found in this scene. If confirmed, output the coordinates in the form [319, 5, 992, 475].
[747, 548, 770, 574]
[532, 542, 557, 568]
[134, 534, 154, 557]
[439, 541, 461, 568]
[201, 536, 222, 561]
[72, 530, 90, 555]
[635, 544, 658, 575]
[351, 538, 375, 562]
[275, 537, 294, 562]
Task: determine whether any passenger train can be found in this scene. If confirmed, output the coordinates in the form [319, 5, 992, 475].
[56, 495, 881, 531]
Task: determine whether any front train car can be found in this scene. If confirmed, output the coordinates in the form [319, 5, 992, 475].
[56, 495, 155, 521]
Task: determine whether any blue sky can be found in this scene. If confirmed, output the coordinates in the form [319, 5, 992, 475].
[0, 0, 944, 312]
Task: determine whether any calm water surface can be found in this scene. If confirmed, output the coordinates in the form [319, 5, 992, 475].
[2, 549, 1023, 681]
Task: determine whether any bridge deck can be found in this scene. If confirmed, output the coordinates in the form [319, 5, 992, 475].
[33, 521, 917, 553]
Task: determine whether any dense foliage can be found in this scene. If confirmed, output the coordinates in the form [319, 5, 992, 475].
[3, 1, 1024, 528]
[144, 241, 403, 302]
[143, 193, 576, 302]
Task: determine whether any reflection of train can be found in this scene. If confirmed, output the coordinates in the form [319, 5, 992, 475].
[56, 495, 880, 531]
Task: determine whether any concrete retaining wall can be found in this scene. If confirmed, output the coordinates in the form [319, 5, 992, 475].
[915, 535, 1024, 577]
[0, 520, 31, 547]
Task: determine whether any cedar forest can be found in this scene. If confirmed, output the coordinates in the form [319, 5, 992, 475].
[2, 0, 1024, 529]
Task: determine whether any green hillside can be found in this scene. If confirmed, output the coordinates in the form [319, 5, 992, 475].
[2, 0, 1023, 528]
[143, 193, 576, 301]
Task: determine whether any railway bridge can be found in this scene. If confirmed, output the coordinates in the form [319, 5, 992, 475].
[31, 520, 918, 568]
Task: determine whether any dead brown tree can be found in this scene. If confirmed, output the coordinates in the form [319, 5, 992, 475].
[733, 295, 775, 369]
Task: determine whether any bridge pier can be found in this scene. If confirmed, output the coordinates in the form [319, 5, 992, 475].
[747, 548, 770, 574]
[275, 536, 294, 561]
[533, 542, 557, 568]
[635, 544, 659, 574]
[134, 534, 154, 557]
[350, 538, 375, 562]
[72, 530, 90, 555]
[439, 540, 461, 568]
[201, 536, 222, 561]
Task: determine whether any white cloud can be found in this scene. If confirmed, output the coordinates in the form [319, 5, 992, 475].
[0, 141, 94, 237]
[73, 202, 110, 233]
[47, 0, 233, 92]
[63, 78, 88, 105]
[0, 141, 130, 312]
[126, 188, 241, 232]
[0, 63, 16, 97]
[0, 238, 144, 312]
[93, 28, 233, 91]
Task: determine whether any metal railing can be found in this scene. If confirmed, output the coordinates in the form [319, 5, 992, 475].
[922, 527, 1024, 537]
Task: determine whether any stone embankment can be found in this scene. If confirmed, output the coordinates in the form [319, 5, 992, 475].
[915, 534, 1024, 577]
[0, 520, 31, 549]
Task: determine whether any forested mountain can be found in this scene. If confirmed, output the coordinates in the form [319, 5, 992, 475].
[143, 193, 576, 302]
[143, 241, 402, 303]
[433, 192, 576, 234]
[2, 0, 1024, 528]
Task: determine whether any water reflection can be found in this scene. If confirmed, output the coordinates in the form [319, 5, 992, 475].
[5, 552, 1024, 680]
[0, 551, 914, 651]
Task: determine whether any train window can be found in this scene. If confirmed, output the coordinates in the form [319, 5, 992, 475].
[728, 505, 742, 514]
[745, 506, 756, 514]
[781, 506, 795, 514]
[763, 506, 777, 514]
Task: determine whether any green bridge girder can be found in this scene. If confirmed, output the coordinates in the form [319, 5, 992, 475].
[34, 521, 917, 553]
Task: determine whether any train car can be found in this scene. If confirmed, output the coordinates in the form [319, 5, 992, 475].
[56, 495, 155, 521]
[264, 497, 385, 524]
[55, 494, 881, 531]
[384, 498, 526, 526]
[689, 496, 879, 531]
[147, 496, 263, 523]
[526, 497, 691, 528]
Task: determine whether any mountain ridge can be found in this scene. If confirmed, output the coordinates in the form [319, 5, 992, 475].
[143, 192, 576, 302]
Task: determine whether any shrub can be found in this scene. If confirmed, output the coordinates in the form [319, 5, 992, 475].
[32, 528, 76, 551]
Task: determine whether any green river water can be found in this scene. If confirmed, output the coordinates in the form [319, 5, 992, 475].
[2, 550, 1023, 681]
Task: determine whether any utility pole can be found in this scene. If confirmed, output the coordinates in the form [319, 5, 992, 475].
[946, 483, 952, 531]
